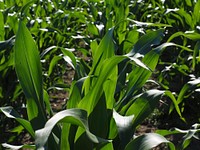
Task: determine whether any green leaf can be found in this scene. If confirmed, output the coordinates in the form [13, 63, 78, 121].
[95, 142, 114, 150]
[14, 21, 46, 130]
[40, 46, 57, 58]
[48, 55, 62, 76]
[177, 78, 200, 104]
[0, 12, 5, 41]
[126, 29, 164, 57]
[92, 27, 115, 74]
[164, 91, 183, 120]
[193, 0, 200, 24]
[156, 129, 180, 137]
[43, 90, 53, 116]
[127, 19, 172, 28]
[79, 56, 125, 114]
[119, 47, 161, 107]
[169, 78, 200, 114]
[67, 77, 88, 109]
[2, 143, 35, 150]
[168, 31, 200, 41]
[88, 97, 110, 139]
[125, 90, 164, 128]
[193, 41, 200, 70]
[113, 110, 134, 149]
[61, 47, 77, 69]
[0, 106, 34, 138]
[87, 22, 99, 35]
[177, 9, 193, 29]
[118, 43, 176, 108]
[82, 28, 116, 97]
[125, 133, 175, 150]
[157, 124, 200, 150]
[35, 109, 111, 150]
[0, 36, 15, 51]
[20, 0, 36, 18]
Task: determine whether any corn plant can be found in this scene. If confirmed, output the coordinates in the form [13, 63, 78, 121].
[0, 18, 181, 149]
[1, 0, 200, 149]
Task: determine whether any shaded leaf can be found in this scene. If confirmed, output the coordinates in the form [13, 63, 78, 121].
[177, 78, 200, 104]
[0, 106, 34, 138]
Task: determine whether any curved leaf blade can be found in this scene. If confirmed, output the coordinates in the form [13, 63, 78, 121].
[0, 106, 34, 138]
[2, 143, 35, 150]
[125, 133, 175, 150]
[125, 90, 164, 128]
[113, 110, 134, 149]
[126, 29, 164, 57]
[35, 109, 111, 150]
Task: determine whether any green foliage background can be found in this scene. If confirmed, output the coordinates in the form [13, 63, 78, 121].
[0, 0, 200, 149]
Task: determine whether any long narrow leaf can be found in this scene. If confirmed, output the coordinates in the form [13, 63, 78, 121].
[113, 110, 134, 149]
[2, 143, 35, 150]
[78, 56, 125, 114]
[125, 90, 164, 128]
[125, 133, 175, 150]
[35, 109, 111, 150]
[14, 21, 46, 130]
[177, 78, 200, 104]
[0, 106, 34, 137]
[126, 29, 164, 57]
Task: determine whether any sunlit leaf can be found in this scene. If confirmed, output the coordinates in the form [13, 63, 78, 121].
[125, 133, 175, 150]
[113, 110, 134, 149]
[14, 21, 46, 130]
[126, 29, 164, 57]
[35, 109, 111, 150]
[125, 90, 164, 128]
[48, 55, 62, 76]
[2, 143, 35, 150]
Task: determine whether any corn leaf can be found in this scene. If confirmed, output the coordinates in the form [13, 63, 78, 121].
[0, 106, 34, 138]
[88, 97, 110, 139]
[157, 124, 200, 150]
[126, 29, 164, 57]
[193, 0, 200, 24]
[83, 28, 115, 95]
[125, 90, 164, 128]
[67, 77, 88, 109]
[2, 143, 35, 150]
[0, 36, 15, 51]
[35, 109, 111, 150]
[113, 110, 134, 149]
[0, 12, 5, 41]
[92, 27, 115, 69]
[78, 56, 125, 114]
[48, 55, 62, 76]
[168, 31, 200, 41]
[125, 133, 175, 150]
[164, 91, 184, 121]
[193, 41, 200, 70]
[178, 78, 200, 105]
[128, 19, 172, 27]
[14, 21, 46, 130]
[119, 43, 175, 108]
[169, 78, 200, 114]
